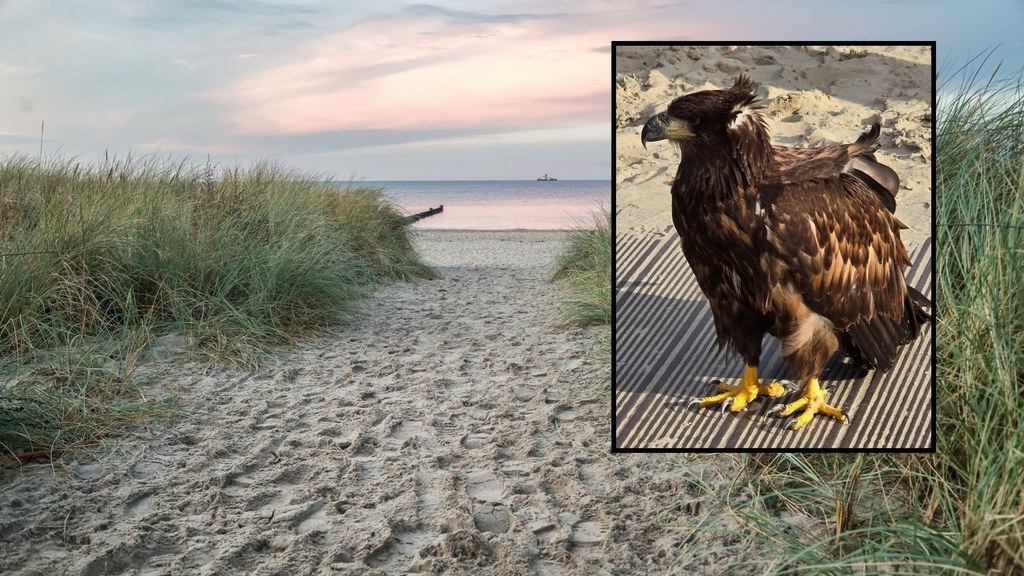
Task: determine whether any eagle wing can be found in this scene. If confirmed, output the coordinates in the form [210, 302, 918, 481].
[762, 129, 919, 371]
[772, 123, 899, 212]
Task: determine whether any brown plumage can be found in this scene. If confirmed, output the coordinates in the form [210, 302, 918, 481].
[640, 74, 930, 430]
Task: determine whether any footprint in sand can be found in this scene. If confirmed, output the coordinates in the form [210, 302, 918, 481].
[460, 433, 488, 450]
[352, 456, 386, 482]
[269, 463, 307, 486]
[365, 528, 435, 570]
[553, 405, 577, 424]
[220, 471, 258, 497]
[570, 519, 612, 552]
[466, 470, 512, 533]
[443, 377, 471, 393]
[124, 489, 155, 518]
[431, 414, 462, 436]
[251, 401, 286, 432]
[499, 460, 530, 477]
[271, 499, 327, 534]
[386, 420, 423, 445]
[465, 470, 507, 503]
[472, 503, 511, 533]
[576, 459, 605, 492]
[512, 386, 539, 402]
[294, 500, 328, 535]
[130, 458, 166, 480]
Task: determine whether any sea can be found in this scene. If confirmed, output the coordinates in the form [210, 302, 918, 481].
[349, 180, 609, 230]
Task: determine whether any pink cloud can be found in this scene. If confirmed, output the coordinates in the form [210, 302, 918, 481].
[215, 8, 619, 135]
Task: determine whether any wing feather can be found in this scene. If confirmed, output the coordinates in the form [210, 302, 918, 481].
[764, 172, 916, 371]
[772, 123, 899, 212]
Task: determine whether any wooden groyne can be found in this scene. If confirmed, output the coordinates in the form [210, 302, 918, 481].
[408, 205, 443, 222]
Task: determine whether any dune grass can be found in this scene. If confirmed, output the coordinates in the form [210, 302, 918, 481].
[551, 209, 611, 326]
[685, 57, 1024, 575]
[0, 155, 436, 465]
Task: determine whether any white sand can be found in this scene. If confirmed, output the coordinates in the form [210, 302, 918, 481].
[616, 45, 933, 250]
[0, 230, 782, 575]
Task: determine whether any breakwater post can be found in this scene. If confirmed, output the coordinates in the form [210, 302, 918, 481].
[408, 205, 443, 222]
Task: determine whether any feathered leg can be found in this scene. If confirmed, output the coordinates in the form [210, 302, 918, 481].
[773, 312, 846, 430]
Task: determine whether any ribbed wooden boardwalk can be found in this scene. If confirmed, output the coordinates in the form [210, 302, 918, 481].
[614, 228, 933, 451]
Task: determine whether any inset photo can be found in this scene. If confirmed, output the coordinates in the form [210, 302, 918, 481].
[613, 44, 935, 451]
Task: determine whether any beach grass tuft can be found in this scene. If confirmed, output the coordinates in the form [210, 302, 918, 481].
[551, 208, 611, 326]
[0, 155, 436, 465]
[692, 53, 1024, 575]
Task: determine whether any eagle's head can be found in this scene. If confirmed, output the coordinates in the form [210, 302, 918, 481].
[641, 74, 764, 150]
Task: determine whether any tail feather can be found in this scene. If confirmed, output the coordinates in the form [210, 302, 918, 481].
[905, 285, 932, 340]
[845, 123, 900, 212]
[843, 286, 932, 373]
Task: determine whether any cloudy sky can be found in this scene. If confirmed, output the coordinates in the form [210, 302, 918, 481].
[1, 1, 1021, 180]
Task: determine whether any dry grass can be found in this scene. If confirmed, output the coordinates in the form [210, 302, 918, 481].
[1, 155, 436, 465]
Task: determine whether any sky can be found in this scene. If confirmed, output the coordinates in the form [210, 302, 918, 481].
[1, 1, 1022, 180]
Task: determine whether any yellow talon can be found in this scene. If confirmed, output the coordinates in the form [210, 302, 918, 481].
[776, 377, 846, 430]
[695, 365, 785, 412]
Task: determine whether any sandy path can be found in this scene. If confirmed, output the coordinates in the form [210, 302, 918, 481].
[0, 230, 775, 575]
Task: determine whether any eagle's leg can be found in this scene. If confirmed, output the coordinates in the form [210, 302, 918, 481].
[695, 365, 786, 412]
[774, 377, 845, 430]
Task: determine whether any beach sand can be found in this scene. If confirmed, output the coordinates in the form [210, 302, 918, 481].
[0, 230, 783, 575]
[616, 45, 933, 251]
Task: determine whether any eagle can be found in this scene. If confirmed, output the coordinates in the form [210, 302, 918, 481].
[640, 75, 931, 430]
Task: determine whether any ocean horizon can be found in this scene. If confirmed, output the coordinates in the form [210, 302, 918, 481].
[338, 179, 610, 230]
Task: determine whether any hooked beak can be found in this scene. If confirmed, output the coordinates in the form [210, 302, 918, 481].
[641, 111, 668, 149]
[641, 111, 695, 149]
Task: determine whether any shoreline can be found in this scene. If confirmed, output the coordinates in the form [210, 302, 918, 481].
[411, 229, 572, 269]
[412, 226, 595, 233]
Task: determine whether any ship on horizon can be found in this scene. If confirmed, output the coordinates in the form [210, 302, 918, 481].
[537, 174, 558, 181]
